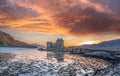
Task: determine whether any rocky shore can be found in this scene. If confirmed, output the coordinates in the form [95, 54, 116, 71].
[84, 51, 120, 76]
[0, 50, 119, 76]
[93, 63, 120, 76]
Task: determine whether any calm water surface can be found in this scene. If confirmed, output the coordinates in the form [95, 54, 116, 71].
[0, 47, 110, 76]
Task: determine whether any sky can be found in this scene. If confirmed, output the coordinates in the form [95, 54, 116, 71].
[0, 0, 120, 46]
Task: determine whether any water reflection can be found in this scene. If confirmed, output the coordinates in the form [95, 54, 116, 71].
[47, 52, 64, 63]
[54, 52, 64, 63]
[0, 53, 14, 61]
[0, 48, 111, 76]
[13, 50, 110, 70]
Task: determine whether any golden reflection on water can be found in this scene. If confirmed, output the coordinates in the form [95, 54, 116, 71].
[0, 48, 113, 76]
[13, 51, 110, 70]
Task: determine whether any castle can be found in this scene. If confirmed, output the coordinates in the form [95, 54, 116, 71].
[47, 38, 64, 49]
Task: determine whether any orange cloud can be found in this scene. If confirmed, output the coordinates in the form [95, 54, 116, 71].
[0, 0, 120, 37]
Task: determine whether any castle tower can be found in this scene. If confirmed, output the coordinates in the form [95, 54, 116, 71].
[56, 38, 64, 49]
[47, 42, 53, 49]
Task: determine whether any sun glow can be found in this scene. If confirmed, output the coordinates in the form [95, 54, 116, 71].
[81, 41, 97, 45]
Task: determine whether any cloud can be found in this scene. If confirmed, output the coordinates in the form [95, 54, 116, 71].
[0, 0, 120, 36]
[54, 7, 120, 36]
[32, 0, 119, 36]
[0, 0, 39, 20]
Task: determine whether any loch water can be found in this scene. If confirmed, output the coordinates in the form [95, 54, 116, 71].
[0, 47, 110, 76]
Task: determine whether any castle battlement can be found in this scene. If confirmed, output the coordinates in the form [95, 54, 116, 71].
[46, 38, 64, 49]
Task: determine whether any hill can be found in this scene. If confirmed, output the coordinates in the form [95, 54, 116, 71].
[80, 39, 120, 51]
[30, 43, 45, 48]
[0, 31, 35, 47]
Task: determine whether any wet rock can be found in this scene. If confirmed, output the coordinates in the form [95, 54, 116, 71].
[58, 65, 77, 76]
[0, 69, 18, 76]
[94, 63, 120, 76]
[0, 52, 113, 76]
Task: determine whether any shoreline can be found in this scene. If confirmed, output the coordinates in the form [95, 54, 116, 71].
[0, 46, 37, 48]
[38, 48, 120, 64]
[0, 49, 119, 76]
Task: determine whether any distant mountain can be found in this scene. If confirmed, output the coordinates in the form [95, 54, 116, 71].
[30, 43, 45, 48]
[80, 39, 120, 51]
[0, 31, 36, 47]
[98, 39, 120, 47]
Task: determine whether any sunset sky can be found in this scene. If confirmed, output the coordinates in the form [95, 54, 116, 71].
[0, 0, 120, 46]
